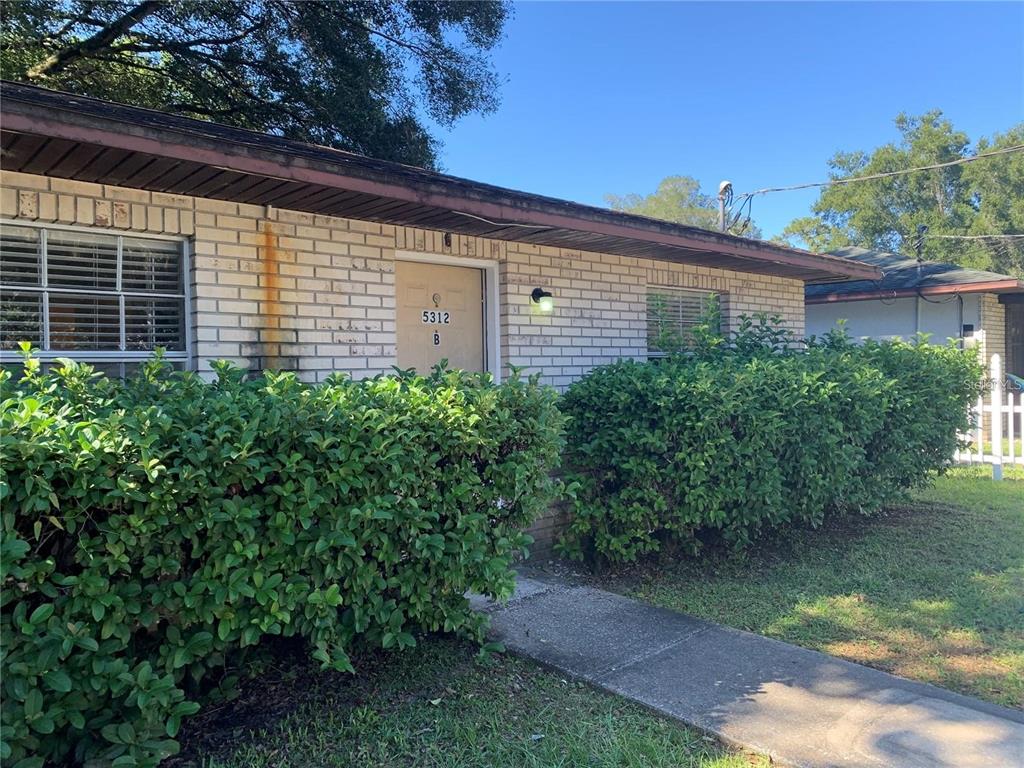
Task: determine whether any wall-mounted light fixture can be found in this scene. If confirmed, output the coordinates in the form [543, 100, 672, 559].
[531, 287, 554, 313]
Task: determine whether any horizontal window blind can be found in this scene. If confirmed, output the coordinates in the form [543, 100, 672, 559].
[0, 222, 188, 367]
[0, 289, 43, 347]
[122, 237, 182, 294]
[647, 287, 719, 356]
[125, 297, 186, 350]
[0, 227, 39, 286]
[47, 231, 119, 291]
[48, 294, 122, 350]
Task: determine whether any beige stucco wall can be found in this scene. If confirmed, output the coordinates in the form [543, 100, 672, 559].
[1, 171, 805, 388]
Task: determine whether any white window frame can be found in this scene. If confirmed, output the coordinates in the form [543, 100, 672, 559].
[0, 220, 192, 369]
[646, 285, 720, 359]
[395, 250, 501, 383]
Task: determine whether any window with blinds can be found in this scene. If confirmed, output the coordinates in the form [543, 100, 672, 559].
[647, 287, 719, 357]
[0, 223, 188, 371]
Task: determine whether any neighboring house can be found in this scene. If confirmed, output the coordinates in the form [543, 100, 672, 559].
[806, 247, 1024, 378]
[0, 82, 877, 387]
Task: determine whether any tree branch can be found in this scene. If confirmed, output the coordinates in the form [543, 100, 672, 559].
[111, 22, 266, 55]
[43, 4, 104, 42]
[164, 103, 243, 117]
[86, 51, 199, 94]
[319, 5, 466, 80]
[28, 0, 165, 79]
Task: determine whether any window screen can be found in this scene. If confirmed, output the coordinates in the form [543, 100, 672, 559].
[0, 223, 188, 371]
[647, 287, 719, 357]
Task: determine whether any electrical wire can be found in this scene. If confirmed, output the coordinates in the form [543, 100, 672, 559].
[724, 144, 1024, 244]
[750, 145, 1024, 303]
[926, 233, 1024, 240]
[917, 290, 960, 304]
[719, 184, 734, 211]
[726, 192, 755, 235]
[734, 143, 1024, 198]
[451, 210, 554, 230]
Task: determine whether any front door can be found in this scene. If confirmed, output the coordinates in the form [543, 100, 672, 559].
[395, 260, 486, 374]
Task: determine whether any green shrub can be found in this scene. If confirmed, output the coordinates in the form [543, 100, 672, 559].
[559, 323, 984, 565]
[0, 355, 564, 766]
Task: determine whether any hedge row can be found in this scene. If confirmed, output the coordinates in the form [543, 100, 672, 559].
[559, 328, 985, 564]
[0, 357, 564, 766]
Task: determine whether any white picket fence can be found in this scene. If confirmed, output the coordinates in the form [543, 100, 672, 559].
[952, 354, 1024, 479]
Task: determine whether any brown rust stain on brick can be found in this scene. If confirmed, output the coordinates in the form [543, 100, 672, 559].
[259, 220, 283, 322]
[257, 220, 286, 368]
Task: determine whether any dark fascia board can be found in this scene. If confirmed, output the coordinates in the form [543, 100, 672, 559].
[0, 81, 880, 281]
[806, 280, 1024, 304]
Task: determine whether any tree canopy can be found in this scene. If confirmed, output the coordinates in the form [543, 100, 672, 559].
[0, 0, 511, 168]
[779, 112, 1024, 277]
[605, 176, 762, 238]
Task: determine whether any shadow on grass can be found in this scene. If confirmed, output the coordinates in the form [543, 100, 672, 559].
[602, 477, 1024, 709]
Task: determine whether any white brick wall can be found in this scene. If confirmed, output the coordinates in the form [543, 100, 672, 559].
[1, 171, 806, 387]
[496, 246, 805, 388]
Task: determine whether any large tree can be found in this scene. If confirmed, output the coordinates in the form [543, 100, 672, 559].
[0, 0, 510, 168]
[780, 112, 1024, 277]
[606, 175, 762, 238]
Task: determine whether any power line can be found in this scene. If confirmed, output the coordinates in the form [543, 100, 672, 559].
[735, 143, 1024, 199]
[926, 233, 1024, 240]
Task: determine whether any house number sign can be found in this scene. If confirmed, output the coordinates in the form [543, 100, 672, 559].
[421, 310, 451, 324]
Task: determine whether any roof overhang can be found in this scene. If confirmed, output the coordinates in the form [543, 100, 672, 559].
[0, 81, 879, 283]
[806, 279, 1024, 304]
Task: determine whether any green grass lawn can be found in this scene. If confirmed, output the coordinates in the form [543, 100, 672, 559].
[171, 467, 1019, 766]
[176, 636, 764, 768]
[610, 466, 1024, 709]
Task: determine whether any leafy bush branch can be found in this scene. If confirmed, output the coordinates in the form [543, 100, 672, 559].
[0, 354, 564, 766]
[559, 322, 985, 565]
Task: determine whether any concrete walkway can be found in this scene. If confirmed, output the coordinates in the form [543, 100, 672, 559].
[472, 573, 1024, 768]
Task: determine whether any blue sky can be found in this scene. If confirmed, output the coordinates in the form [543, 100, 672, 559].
[429, 1, 1024, 239]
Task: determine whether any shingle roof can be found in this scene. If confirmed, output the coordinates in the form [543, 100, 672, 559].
[805, 246, 1023, 301]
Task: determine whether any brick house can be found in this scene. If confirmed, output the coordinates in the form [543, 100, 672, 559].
[0, 82, 878, 386]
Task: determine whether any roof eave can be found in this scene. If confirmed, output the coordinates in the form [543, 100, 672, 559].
[806, 279, 1024, 304]
[0, 82, 880, 282]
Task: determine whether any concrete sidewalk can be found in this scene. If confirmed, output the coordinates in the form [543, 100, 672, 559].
[472, 573, 1024, 768]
